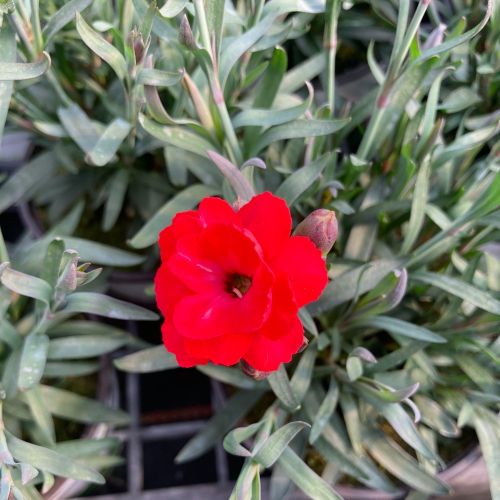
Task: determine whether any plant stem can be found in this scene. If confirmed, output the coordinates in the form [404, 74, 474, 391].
[30, 0, 43, 55]
[325, 0, 340, 115]
[193, 0, 212, 54]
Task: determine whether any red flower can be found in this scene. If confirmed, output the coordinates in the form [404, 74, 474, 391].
[155, 192, 328, 371]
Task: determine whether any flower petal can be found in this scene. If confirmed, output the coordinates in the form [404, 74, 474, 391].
[184, 333, 253, 366]
[154, 263, 190, 317]
[199, 197, 239, 226]
[239, 192, 292, 260]
[162, 319, 207, 368]
[243, 314, 303, 372]
[173, 263, 273, 339]
[272, 235, 328, 307]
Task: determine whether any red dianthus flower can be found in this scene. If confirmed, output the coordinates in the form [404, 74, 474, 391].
[154, 192, 328, 372]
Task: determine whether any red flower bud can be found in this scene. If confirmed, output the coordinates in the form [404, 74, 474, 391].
[293, 209, 338, 256]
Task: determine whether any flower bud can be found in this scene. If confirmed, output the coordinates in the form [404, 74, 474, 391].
[294, 209, 338, 256]
[179, 14, 197, 50]
[127, 29, 146, 65]
[240, 360, 271, 380]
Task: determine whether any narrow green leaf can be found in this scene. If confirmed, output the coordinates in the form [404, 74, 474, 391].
[75, 13, 127, 81]
[6, 432, 104, 484]
[0, 151, 57, 214]
[176, 390, 264, 463]
[254, 422, 309, 468]
[309, 376, 338, 444]
[223, 422, 263, 457]
[412, 271, 500, 315]
[40, 385, 129, 424]
[401, 157, 430, 254]
[48, 335, 129, 360]
[277, 447, 342, 500]
[43, 0, 92, 42]
[136, 68, 182, 86]
[219, 14, 275, 87]
[472, 406, 500, 498]
[63, 292, 158, 320]
[364, 432, 449, 495]
[115, 345, 178, 373]
[310, 259, 403, 316]
[57, 103, 100, 153]
[0, 266, 52, 305]
[44, 361, 99, 377]
[86, 119, 131, 166]
[268, 365, 299, 411]
[251, 118, 349, 156]
[352, 316, 446, 343]
[23, 387, 55, 445]
[291, 343, 317, 404]
[102, 169, 129, 231]
[18, 334, 49, 391]
[413, 395, 460, 438]
[139, 115, 215, 157]
[0, 21, 15, 139]
[0, 53, 50, 81]
[129, 184, 218, 248]
[275, 154, 330, 206]
[205, 0, 225, 55]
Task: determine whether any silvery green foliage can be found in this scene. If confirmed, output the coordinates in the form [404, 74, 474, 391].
[0, 236, 156, 497]
[0, 0, 499, 498]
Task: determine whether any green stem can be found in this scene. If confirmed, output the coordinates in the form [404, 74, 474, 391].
[193, 0, 212, 53]
[30, 0, 43, 55]
[325, 0, 341, 115]
[0, 227, 8, 263]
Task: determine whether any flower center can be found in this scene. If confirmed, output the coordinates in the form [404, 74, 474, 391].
[225, 273, 252, 298]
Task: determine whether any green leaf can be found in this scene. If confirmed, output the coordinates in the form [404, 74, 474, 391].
[223, 422, 263, 457]
[48, 334, 129, 360]
[351, 316, 446, 343]
[234, 82, 312, 129]
[5, 432, 104, 484]
[219, 14, 275, 88]
[102, 169, 129, 231]
[346, 356, 363, 381]
[197, 365, 257, 390]
[0, 53, 50, 81]
[86, 119, 131, 166]
[412, 271, 500, 315]
[254, 422, 309, 468]
[275, 154, 330, 206]
[413, 395, 460, 438]
[62, 292, 158, 320]
[472, 406, 500, 498]
[75, 13, 127, 81]
[139, 115, 215, 157]
[277, 447, 342, 500]
[280, 52, 325, 94]
[205, 0, 224, 55]
[59, 237, 144, 267]
[40, 239, 65, 289]
[364, 432, 449, 495]
[114, 345, 178, 373]
[23, 387, 55, 445]
[268, 365, 299, 411]
[0, 266, 52, 305]
[207, 151, 254, 202]
[44, 361, 99, 377]
[439, 87, 482, 113]
[0, 21, 15, 140]
[401, 157, 430, 254]
[310, 259, 403, 315]
[128, 184, 218, 248]
[309, 376, 338, 444]
[136, 68, 182, 86]
[18, 334, 49, 391]
[43, 0, 92, 43]
[250, 118, 349, 156]
[57, 103, 100, 153]
[40, 385, 129, 424]
[0, 151, 57, 214]
[291, 343, 317, 404]
[176, 390, 264, 463]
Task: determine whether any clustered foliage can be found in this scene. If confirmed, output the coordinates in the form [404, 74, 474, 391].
[0, 0, 499, 498]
